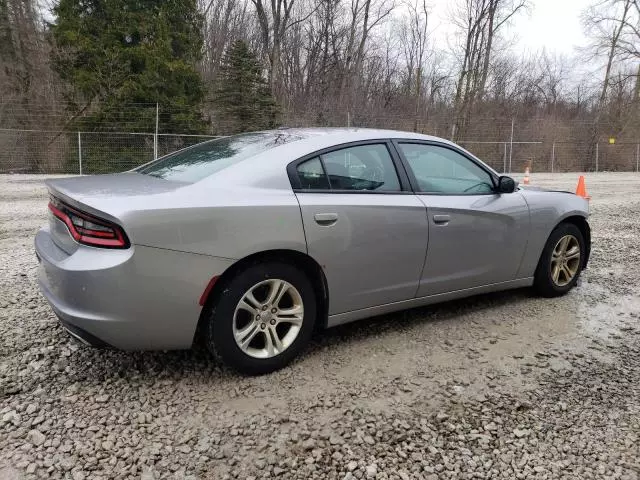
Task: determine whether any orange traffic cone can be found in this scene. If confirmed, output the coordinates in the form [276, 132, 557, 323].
[576, 175, 591, 200]
[523, 167, 530, 185]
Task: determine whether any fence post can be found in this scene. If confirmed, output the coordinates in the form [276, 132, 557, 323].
[508, 118, 514, 173]
[551, 141, 555, 173]
[154, 103, 159, 160]
[595, 142, 599, 172]
[347, 111, 351, 128]
[636, 143, 639, 172]
[503, 142, 507, 173]
[77, 132, 82, 175]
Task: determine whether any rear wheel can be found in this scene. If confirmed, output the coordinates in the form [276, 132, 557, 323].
[534, 223, 585, 297]
[204, 262, 316, 375]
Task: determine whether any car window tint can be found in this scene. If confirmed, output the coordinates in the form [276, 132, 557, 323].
[136, 132, 303, 183]
[297, 157, 330, 190]
[320, 144, 401, 191]
[398, 143, 494, 194]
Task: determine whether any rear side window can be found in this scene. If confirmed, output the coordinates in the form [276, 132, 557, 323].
[295, 144, 401, 192]
[136, 132, 303, 183]
[297, 157, 330, 189]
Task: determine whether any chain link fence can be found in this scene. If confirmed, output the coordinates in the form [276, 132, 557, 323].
[1, 127, 639, 174]
[0, 129, 218, 174]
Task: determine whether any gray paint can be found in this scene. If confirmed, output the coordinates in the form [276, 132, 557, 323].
[516, 189, 589, 278]
[36, 224, 234, 349]
[415, 191, 530, 296]
[35, 128, 590, 350]
[296, 193, 429, 314]
[327, 277, 534, 327]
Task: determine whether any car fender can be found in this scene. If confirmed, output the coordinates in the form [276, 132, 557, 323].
[516, 190, 589, 278]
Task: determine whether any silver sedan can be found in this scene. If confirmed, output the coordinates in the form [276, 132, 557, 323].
[35, 128, 591, 374]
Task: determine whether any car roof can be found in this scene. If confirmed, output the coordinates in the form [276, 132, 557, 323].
[231, 127, 460, 164]
[252, 127, 451, 145]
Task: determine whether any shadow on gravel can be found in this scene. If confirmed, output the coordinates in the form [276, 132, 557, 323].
[101, 290, 527, 365]
[311, 287, 533, 346]
[2, 287, 535, 400]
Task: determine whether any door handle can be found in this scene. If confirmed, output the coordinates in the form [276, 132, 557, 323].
[314, 213, 338, 226]
[433, 214, 450, 225]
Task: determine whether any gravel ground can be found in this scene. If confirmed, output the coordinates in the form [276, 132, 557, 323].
[1, 172, 639, 480]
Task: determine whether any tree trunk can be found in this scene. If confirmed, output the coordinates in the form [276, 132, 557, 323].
[477, 0, 496, 102]
[598, 0, 632, 108]
[634, 63, 640, 103]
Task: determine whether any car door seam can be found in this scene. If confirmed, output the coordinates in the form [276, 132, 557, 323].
[513, 192, 532, 278]
[412, 195, 430, 298]
[292, 192, 310, 255]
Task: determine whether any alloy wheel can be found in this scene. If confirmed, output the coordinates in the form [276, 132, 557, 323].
[233, 279, 304, 359]
[550, 234, 581, 287]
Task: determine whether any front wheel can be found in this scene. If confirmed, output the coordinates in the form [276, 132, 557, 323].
[534, 223, 585, 297]
[204, 262, 316, 375]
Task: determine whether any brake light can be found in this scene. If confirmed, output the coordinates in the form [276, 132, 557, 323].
[48, 197, 129, 249]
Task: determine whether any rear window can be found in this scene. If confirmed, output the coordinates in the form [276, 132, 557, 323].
[136, 132, 303, 183]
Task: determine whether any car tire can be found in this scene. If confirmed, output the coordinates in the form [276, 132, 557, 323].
[534, 222, 585, 298]
[204, 261, 317, 375]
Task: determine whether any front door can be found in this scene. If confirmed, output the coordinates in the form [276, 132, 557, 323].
[292, 142, 429, 314]
[393, 141, 530, 297]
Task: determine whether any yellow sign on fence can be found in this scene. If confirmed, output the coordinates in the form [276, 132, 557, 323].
[609, 137, 616, 144]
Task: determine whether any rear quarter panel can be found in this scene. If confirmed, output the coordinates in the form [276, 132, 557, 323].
[114, 186, 308, 260]
[48, 163, 309, 261]
[517, 189, 589, 277]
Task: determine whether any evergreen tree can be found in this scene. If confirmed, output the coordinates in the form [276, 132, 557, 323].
[215, 40, 279, 133]
[51, 0, 206, 133]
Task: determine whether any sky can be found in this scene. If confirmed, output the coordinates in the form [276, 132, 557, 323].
[512, 0, 588, 54]
[430, 0, 589, 55]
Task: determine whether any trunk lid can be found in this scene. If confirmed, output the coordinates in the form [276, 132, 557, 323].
[46, 172, 184, 202]
[45, 172, 187, 252]
[46, 172, 187, 216]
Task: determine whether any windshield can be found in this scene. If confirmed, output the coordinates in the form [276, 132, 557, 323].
[136, 131, 303, 183]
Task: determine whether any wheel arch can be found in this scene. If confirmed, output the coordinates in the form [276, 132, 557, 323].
[193, 249, 330, 346]
[557, 214, 591, 269]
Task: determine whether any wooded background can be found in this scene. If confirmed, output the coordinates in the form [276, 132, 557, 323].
[1, 0, 639, 173]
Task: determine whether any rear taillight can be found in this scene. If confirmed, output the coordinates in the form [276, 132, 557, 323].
[48, 197, 129, 249]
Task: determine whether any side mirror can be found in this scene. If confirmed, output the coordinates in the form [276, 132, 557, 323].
[497, 175, 516, 193]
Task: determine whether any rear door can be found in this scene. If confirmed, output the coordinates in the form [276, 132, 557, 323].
[289, 141, 429, 315]
[393, 141, 530, 297]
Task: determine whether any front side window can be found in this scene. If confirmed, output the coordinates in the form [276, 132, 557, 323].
[398, 143, 494, 194]
[295, 144, 401, 192]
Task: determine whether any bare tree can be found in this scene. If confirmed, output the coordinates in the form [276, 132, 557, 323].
[583, 0, 635, 107]
[580, 0, 639, 149]
[398, 0, 429, 129]
[0, 0, 59, 128]
[2, 0, 640, 174]
[250, 0, 320, 97]
[449, 0, 528, 140]
[200, 0, 252, 87]
[340, 0, 396, 107]
[534, 51, 570, 113]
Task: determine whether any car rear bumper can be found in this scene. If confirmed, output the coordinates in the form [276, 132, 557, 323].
[58, 316, 113, 348]
[35, 224, 235, 350]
